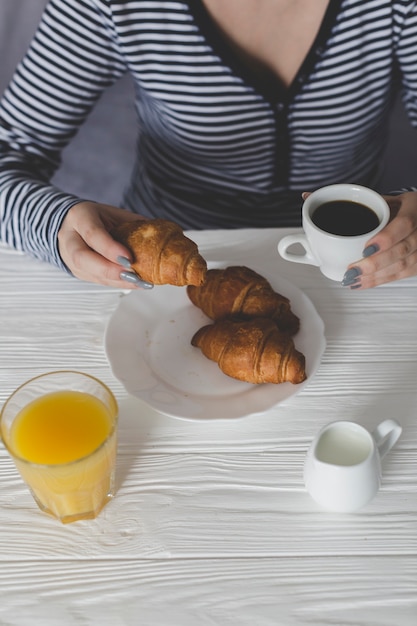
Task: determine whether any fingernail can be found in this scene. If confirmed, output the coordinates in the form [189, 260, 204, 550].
[341, 267, 362, 286]
[120, 270, 153, 289]
[363, 244, 379, 258]
[350, 283, 362, 290]
[117, 255, 132, 269]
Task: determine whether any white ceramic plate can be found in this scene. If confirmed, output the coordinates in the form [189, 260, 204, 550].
[105, 267, 326, 420]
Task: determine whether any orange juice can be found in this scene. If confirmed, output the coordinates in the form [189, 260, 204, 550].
[11, 390, 112, 465]
[7, 388, 118, 523]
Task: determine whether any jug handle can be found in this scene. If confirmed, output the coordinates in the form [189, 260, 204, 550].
[372, 419, 402, 460]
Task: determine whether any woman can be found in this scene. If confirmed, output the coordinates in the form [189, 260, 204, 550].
[1, 0, 417, 289]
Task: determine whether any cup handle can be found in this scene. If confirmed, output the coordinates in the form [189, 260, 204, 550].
[277, 234, 320, 267]
[372, 419, 402, 459]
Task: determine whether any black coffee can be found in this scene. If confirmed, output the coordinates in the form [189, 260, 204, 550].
[311, 200, 380, 236]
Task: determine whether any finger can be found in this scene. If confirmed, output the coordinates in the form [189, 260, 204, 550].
[62, 230, 138, 287]
[65, 202, 143, 264]
[74, 212, 134, 265]
[353, 228, 417, 280]
[345, 250, 417, 289]
[119, 270, 154, 289]
[362, 195, 417, 257]
[346, 194, 417, 286]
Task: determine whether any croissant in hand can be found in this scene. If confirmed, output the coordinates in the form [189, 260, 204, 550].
[191, 317, 307, 385]
[112, 218, 207, 286]
[187, 265, 300, 335]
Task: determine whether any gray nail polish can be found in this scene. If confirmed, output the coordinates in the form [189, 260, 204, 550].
[363, 244, 379, 257]
[341, 267, 362, 286]
[350, 283, 362, 290]
[342, 276, 361, 287]
[120, 270, 153, 289]
[117, 256, 132, 269]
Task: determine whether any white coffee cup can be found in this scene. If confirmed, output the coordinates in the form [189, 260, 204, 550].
[304, 419, 402, 513]
[278, 184, 390, 281]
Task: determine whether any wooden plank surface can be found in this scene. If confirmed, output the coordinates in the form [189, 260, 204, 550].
[0, 230, 416, 626]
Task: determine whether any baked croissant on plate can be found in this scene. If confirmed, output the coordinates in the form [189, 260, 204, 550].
[187, 265, 300, 335]
[112, 218, 207, 286]
[191, 317, 307, 385]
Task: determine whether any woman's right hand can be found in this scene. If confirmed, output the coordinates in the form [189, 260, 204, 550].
[58, 201, 146, 287]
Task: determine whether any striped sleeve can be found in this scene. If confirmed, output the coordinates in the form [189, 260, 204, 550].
[0, 0, 126, 268]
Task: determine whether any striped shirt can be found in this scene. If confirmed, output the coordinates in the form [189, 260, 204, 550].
[0, 0, 417, 269]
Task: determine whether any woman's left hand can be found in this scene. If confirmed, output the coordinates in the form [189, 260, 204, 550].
[342, 191, 417, 289]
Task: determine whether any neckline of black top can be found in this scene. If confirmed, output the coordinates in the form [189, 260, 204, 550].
[186, 0, 344, 106]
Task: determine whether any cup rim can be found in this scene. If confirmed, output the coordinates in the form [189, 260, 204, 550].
[303, 183, 390, 240]
[312, 420, 374, 468]
[0, 370, 118, 469]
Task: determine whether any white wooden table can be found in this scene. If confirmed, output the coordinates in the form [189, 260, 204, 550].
[0, 229, 416, 626]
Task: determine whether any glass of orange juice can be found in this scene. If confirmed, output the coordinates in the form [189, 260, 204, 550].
[0, 371, 118, 523]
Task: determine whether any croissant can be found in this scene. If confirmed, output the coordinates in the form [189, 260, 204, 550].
[187, 265, 300, 335]
[191, 317, 306, 385]
[112, 218, 207, 286]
